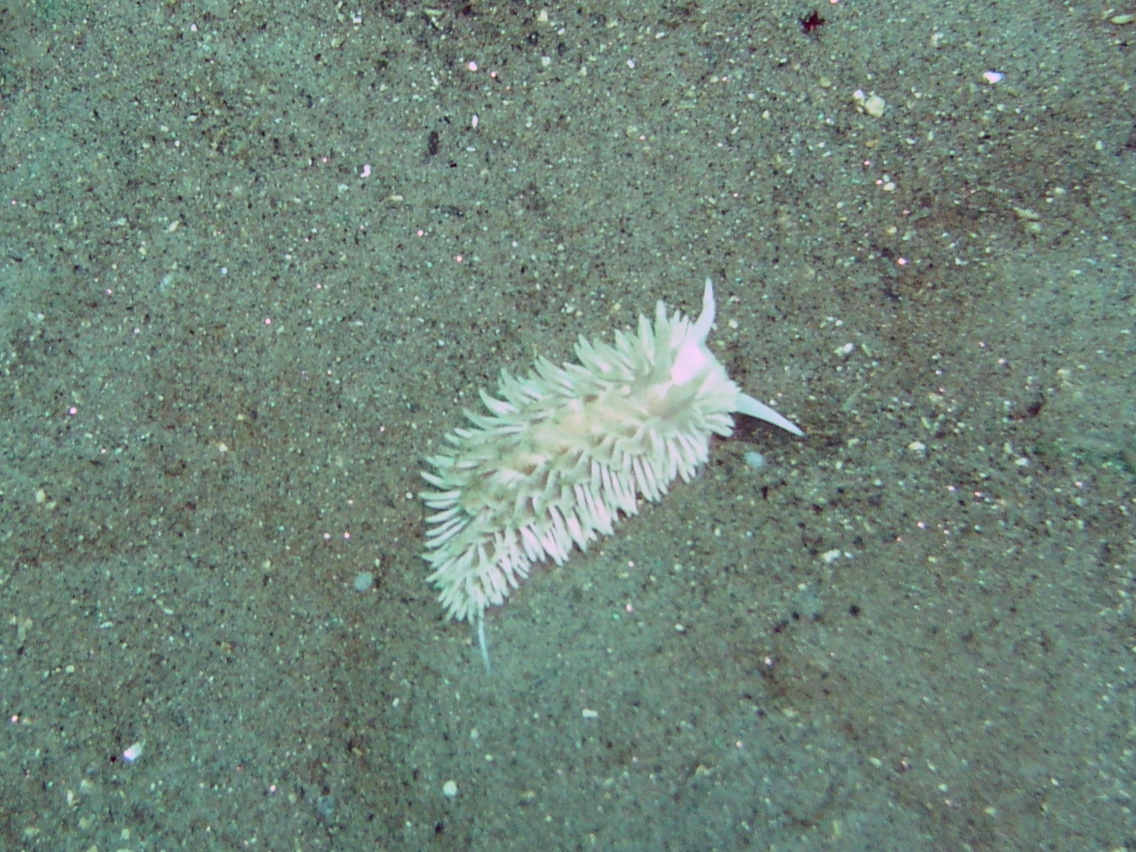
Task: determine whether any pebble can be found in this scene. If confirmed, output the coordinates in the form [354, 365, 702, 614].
[442, 780, 458, 798]
[353, 571, 374, 593]
[853, 89, 886, 117]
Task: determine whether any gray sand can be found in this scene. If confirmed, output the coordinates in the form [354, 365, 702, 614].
[1, 1, 1133, 849]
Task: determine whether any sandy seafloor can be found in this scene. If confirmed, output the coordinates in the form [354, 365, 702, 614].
[1, 0, 1135, 849]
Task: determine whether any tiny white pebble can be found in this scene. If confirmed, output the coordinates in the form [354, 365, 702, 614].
[353, 571, 374, 593]
[853, 89, 886, 117]
[863, 94, 886, 117]
[582, 708, 599, 719]
[442, 780, 458, 797]
[743, 451, 766, 471]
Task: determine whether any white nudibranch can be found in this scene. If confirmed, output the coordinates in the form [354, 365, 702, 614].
[421, 279, 803, 667]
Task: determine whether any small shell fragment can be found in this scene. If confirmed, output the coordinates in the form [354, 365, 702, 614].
[853, 89, 886, 117]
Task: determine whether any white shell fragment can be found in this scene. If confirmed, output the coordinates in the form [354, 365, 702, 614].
[853, 89, 886, 117]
